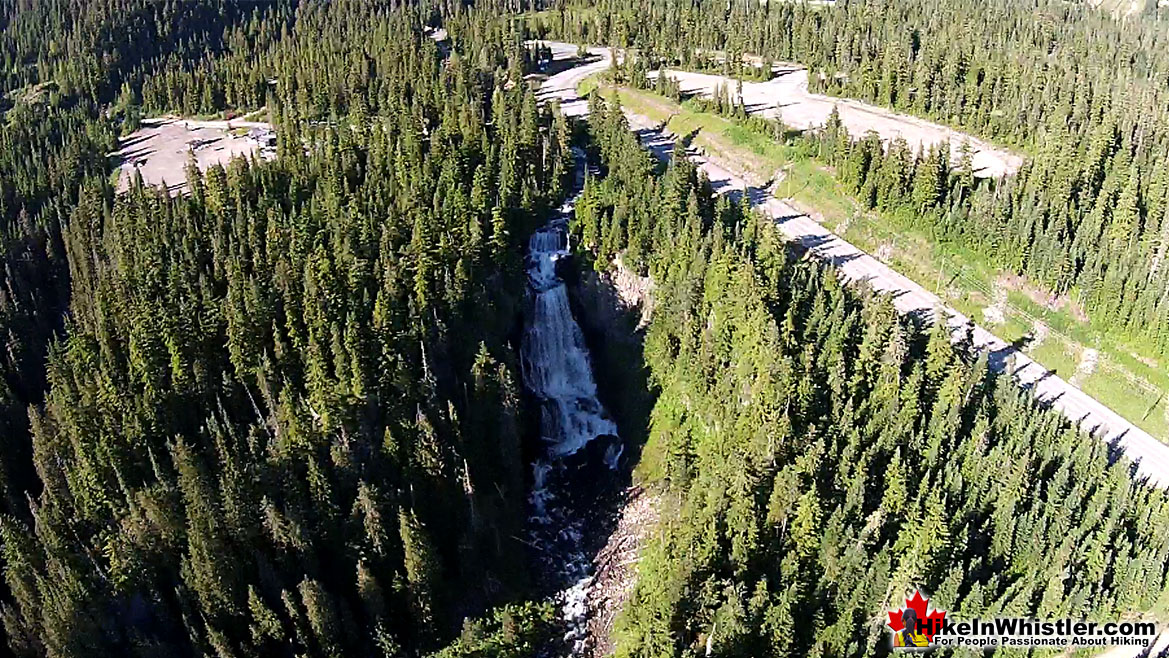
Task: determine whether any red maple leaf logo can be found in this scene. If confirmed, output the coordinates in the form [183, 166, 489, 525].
[887, 590, 947, 641]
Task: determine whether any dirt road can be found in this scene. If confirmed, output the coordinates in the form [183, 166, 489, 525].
[630, 110, 1169, 486]
[537, 42, 1169, 488]
[653, 68, 1022, 177]
[1096, 631, 1169, 658]
[536, 41, 1021, 178]
[537, 42, 614, 117]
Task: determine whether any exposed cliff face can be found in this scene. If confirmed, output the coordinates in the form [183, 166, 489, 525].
[574, 255, 653, 337]
[521, 149, 624, 657]
[609, 257, 654, 327]
[566, 254, 659, 656]
[584, 486, 660, 658]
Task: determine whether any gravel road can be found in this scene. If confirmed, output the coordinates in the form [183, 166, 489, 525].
[652, 67, 1022, 178]
[536, 41, 1169, 488]
[538, 41, 1020, 177]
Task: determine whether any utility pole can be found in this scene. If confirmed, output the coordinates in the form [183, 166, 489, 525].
[1141, 393, 1164, 422]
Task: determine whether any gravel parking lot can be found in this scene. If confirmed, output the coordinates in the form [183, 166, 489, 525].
[111, 117, 275, 194]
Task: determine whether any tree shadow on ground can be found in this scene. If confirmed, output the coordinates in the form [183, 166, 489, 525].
[542, 54, 603, 77]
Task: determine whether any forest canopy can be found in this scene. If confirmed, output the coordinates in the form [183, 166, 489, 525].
[0, 2, 576, 655]
[531, 0, 1169, 357]
[1, 1, 1168, 657]
[577, 93, 1169, 658]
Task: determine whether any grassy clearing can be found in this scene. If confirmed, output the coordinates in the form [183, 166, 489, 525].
[838, 206, 1169, 439]
[587, 78, 1169, 442]
[609, 86, 790, 182]
[238, 107, 268, 122]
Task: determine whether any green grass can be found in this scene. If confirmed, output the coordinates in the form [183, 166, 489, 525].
[607, 86, 793, 182]
[524, 7, 598, 26]
[238, 108, 268, 122]
[838, 203, 1169, 440]
[589, 79, 1169, 442]
[577, 73, 601, 99]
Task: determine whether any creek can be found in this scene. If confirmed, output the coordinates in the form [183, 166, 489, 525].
[521, 148, 622, 655]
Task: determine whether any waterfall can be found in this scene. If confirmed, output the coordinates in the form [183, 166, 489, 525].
[522, 228, 618, 457]
[521, 149, 618, 457]
[521, 148, 619, 655]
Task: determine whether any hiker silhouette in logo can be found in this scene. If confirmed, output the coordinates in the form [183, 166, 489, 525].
[894, 607, 929, 648]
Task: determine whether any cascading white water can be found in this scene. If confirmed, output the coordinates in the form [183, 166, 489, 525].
[523, 226, 618, 456]
[521, 148, 619, 656]
[521, 146, 618, 458]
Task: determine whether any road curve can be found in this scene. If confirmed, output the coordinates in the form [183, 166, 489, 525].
[536, 43, 613, 118]
[649, 68, 1022, 178]
[536, 41, 1020, 178]
[534, 42, 1169, 488]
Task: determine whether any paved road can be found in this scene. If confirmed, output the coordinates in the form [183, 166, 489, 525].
[535, 42, 1169, 488]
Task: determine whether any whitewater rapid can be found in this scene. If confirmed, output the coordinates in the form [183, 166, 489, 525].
[523, 225, 619, 459]
[521, 148, 620, 655]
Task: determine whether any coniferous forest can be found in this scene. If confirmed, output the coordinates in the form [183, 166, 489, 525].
[2, 1, 1169, 657]
[533, 0, 1169, 356]
[577, 94, 1169, 658]
[0, 2, 574, 655]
